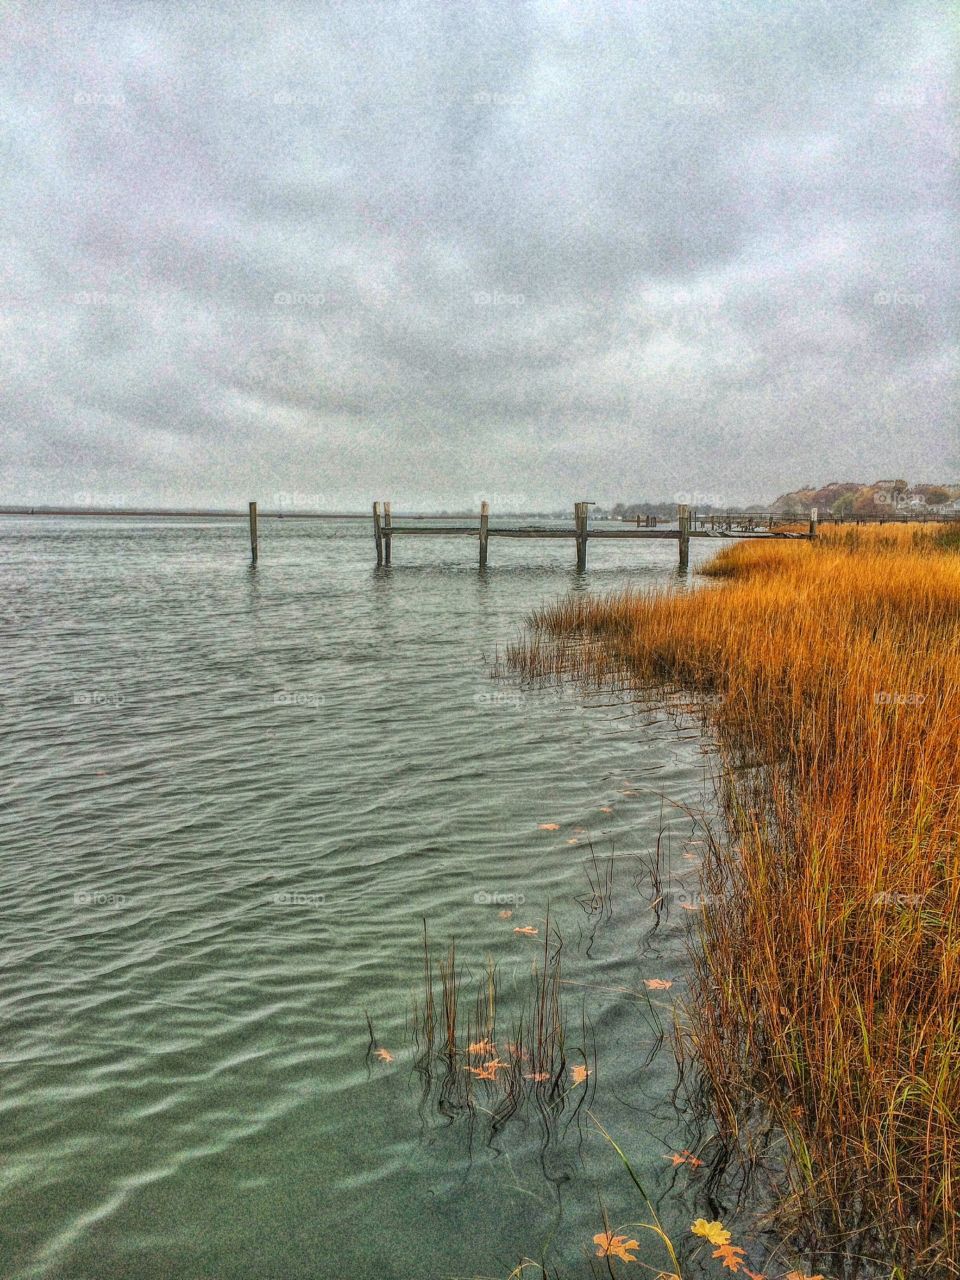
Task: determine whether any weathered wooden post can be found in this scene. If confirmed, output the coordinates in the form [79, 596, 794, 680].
[248, 500, 259, 565]
[809, 506, 818, 539]
[575, 502, 588, 571]
[373, 501, 383, 565]
[383, 501, 392, 565]
[479, 500, 489, 568]
[678, 503, 690, 571]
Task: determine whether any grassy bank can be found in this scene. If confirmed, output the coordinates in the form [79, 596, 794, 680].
[507, 525, 960, 1277]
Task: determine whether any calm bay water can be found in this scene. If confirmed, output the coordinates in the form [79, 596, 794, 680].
[0, 517, 738, 1280]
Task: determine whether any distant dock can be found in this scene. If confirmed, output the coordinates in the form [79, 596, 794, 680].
[370, 501, 817, 571]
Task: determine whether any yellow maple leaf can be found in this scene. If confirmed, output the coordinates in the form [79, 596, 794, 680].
[593, 1231, 640, 1263]
[712, 1242, 746, 1272]
[691, 1219, 731, 1246]
[571, 1064, 589, 1085]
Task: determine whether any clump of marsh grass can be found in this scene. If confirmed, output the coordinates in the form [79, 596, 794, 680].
[507, 524, 960, 1278]
[411, 918, 596, 1137]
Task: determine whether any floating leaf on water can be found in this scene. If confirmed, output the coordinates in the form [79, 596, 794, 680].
[691, 1219, 731, 1246]
[593, 1232, 639, 1263]
[712, 1242, 747, 1271]
[468, 1057, 507, 1080]
[571, 1064, 589, 1085]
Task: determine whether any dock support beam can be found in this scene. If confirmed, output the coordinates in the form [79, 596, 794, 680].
[383, 501, 392, 565]
[373, 501, 383, 565]
[809, 506, 818, 539]
[678, 503, 690, 571]
[249, 500, 258, 566]
[479, 500, 489, 568]
[575, 501, 588, 571]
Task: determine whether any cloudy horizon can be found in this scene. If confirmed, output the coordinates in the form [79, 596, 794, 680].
[1, 0, 956, 511]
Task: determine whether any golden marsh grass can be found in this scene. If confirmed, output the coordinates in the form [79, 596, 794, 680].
[507, 524, 960, 1277]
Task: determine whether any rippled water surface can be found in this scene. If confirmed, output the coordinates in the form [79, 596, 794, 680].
[1, 517, 735, 1280]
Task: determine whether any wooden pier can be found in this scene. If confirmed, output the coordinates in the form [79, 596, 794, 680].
[368, 501, 815, 570]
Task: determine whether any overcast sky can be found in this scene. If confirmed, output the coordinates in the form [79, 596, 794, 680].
[1, 0, 956, 510]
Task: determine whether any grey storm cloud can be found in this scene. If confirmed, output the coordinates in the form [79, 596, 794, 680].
[0, 0, 956, 509]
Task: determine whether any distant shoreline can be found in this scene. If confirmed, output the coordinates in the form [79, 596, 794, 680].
[0, 507, 554, 521]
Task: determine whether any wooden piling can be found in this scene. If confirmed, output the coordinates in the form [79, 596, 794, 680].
[678, 503, 690, 570]
[575, 502, 588, 571]
[809, 506, 818, 539]
[373, 501, 383, 565]
[479, 500, 489, 568]
[383, 501, 392, 565]
[248, 500, 258, 566]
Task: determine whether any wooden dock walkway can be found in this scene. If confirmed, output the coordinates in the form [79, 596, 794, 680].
[368, 501, 817, 571]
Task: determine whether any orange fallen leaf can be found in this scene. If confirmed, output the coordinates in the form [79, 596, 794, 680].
[593, 1232, 640, 1263]
[524, 1070, 550, 1082]
[599, 806, 613, 813]
[681, 1149, 704, 1167]
[785, 1274, 825, 1280]
[665, 1152, 687, 1166]
[468, 1057, 507, 1080]
[644, 978, 673, 990]
[712, 1242, 746, 1272]
[514, 925, 538, 936]
[467, 1039, 494, 1055]
[566, 838, 578, 845]
[498, 908, 513, 919]
[375, 1048, 394, 1063]
[571, 1064, 589, 1085]
[679, 901, 700, 911]
[537, 822, 560, 830]
[742, 1269, 768, 1280]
